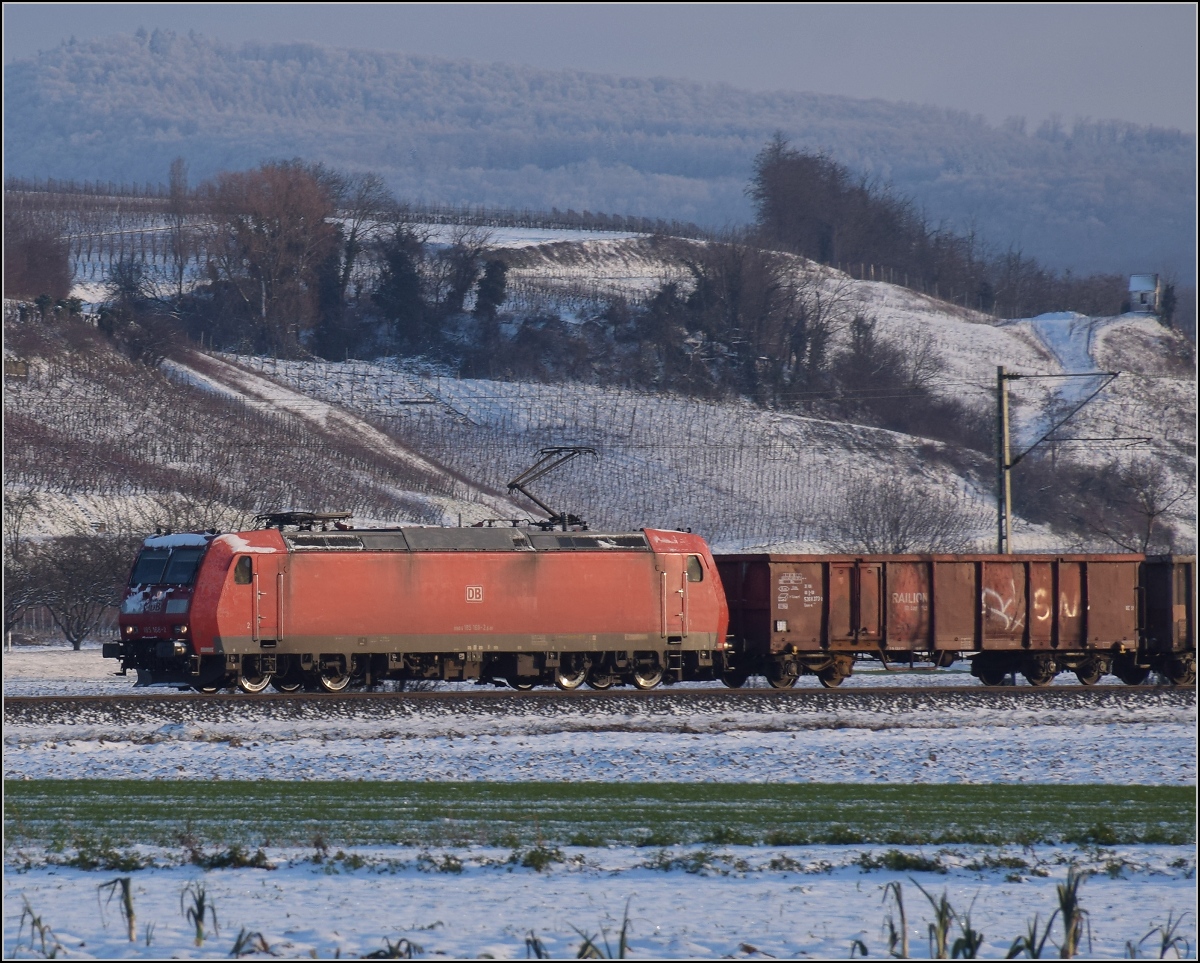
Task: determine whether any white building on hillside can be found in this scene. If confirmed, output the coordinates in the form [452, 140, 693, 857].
[1128, 274, 1160, 314]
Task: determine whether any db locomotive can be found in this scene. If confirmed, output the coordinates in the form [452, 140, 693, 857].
[104, 514, 1194, 691]
[105, 515, 728, 693]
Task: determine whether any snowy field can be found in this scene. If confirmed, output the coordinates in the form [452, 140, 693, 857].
[5, 644, 1195, 958]
[4, 844, 1196, 960]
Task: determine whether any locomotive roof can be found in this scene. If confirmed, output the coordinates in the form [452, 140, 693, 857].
[280, 527, 652, 553]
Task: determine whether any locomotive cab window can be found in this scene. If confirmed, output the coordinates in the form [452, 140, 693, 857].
[233, 556, 252, 585]
[162, 547, 204, 585]
[129, 548, 170, 585]
[686, 555, 705, 582]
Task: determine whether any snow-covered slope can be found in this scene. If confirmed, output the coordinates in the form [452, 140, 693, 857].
[15, 234, 1197, 550]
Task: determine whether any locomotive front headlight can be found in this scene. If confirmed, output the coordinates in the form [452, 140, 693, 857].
[174, 624, 189, 635]
[124, 625, 135, 636]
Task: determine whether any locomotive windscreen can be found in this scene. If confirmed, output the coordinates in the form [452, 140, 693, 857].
[129, 548, 170, 584]
[161, 547, 204, 584]
[129, 546, 205, 585]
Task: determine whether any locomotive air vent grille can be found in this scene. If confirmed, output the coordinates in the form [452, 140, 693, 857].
[529, 533, 650, 551]
[286, 534, 365, 551]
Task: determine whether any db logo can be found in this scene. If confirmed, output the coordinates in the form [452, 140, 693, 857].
[466, 585, 484, 603]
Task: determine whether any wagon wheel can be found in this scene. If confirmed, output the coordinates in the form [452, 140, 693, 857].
[767, 664, 798, 689]
[1166, 657, 1196, 687]
[266, 656, 303, 693]
[554, 663, 589, 691]
[974, 664, 1008, 687]
[1073, 660, 1104, 686]
[1113, 657, 1149, 686]
[317, 662, 352, 693]
[1022, 658, 1057, 688]
[720, 671, 749, 689]
[509, 678, 537, 691]
[586, 667, 617, 690]
[817, 668, 844, 688]
[631, 665, 664, 690]
[193, 681, 222, 694]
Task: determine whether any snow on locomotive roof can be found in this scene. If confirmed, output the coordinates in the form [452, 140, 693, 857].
[142, 533, 213, 548]
[281, 528, 652, 552]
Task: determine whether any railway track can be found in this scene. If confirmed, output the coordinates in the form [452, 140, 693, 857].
[5, 684, 1192, 727]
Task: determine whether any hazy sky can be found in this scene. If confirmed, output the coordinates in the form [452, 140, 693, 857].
[4, 3, 1196, 132]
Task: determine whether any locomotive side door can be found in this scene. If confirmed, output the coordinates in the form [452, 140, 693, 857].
[659, 553, 687, 640]
[253, 554, 283, 645]
[225, 555, 257, 646]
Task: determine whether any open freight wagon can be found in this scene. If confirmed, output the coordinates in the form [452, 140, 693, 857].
[715, 553, 1195, 687]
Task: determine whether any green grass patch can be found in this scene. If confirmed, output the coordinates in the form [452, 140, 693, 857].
[4, 781, 1193, 852]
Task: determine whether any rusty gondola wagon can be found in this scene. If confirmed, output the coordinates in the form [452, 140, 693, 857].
[717, 553, 1194, 688]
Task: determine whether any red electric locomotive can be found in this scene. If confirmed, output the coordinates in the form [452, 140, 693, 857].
[104, 517, 730, 693]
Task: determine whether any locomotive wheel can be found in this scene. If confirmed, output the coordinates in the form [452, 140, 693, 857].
[817, 668, 844, 688]
[237, 668, 273, 694]
[720, 671, 749, 688]
[631, 665, 664, 690]
[554, 664, 589, 690]
[1022, 659, 1057, 687]
[193, 681, 222, 694]
[509, 678, 537, 691]
[1073, 659, 1104, 686]
[317, 665, 351, 692]
[270, 677, 304, 693]
[586, 668, 617, 690]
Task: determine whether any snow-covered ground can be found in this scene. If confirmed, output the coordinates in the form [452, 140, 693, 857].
[4, 845, 1195, 960]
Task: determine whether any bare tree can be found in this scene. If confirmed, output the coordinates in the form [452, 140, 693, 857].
[33, 535, 137, 649]
[166, 156, 192, 301]
[203, 162, 338, 354]
[427, 226, 493, 317]
[3, 556, 42, 637]
[3, 490, 41, 560]
[99, 258, 181, 366]
[3, 209, 72, 300]
[1086, 457, 1193, 553]
[826, 476, 977, 554]
[3, 491, 43, 637]
[323, 169, 394, 304]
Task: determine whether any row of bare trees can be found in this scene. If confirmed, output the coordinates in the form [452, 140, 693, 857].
[748, 136, 1158, 323]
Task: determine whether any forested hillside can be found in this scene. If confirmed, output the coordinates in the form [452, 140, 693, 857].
[4, 30, 1193, 278]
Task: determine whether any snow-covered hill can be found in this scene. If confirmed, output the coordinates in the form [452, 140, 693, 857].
[9, 233, 1195, 551]
[218, 236, 1195, 552]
